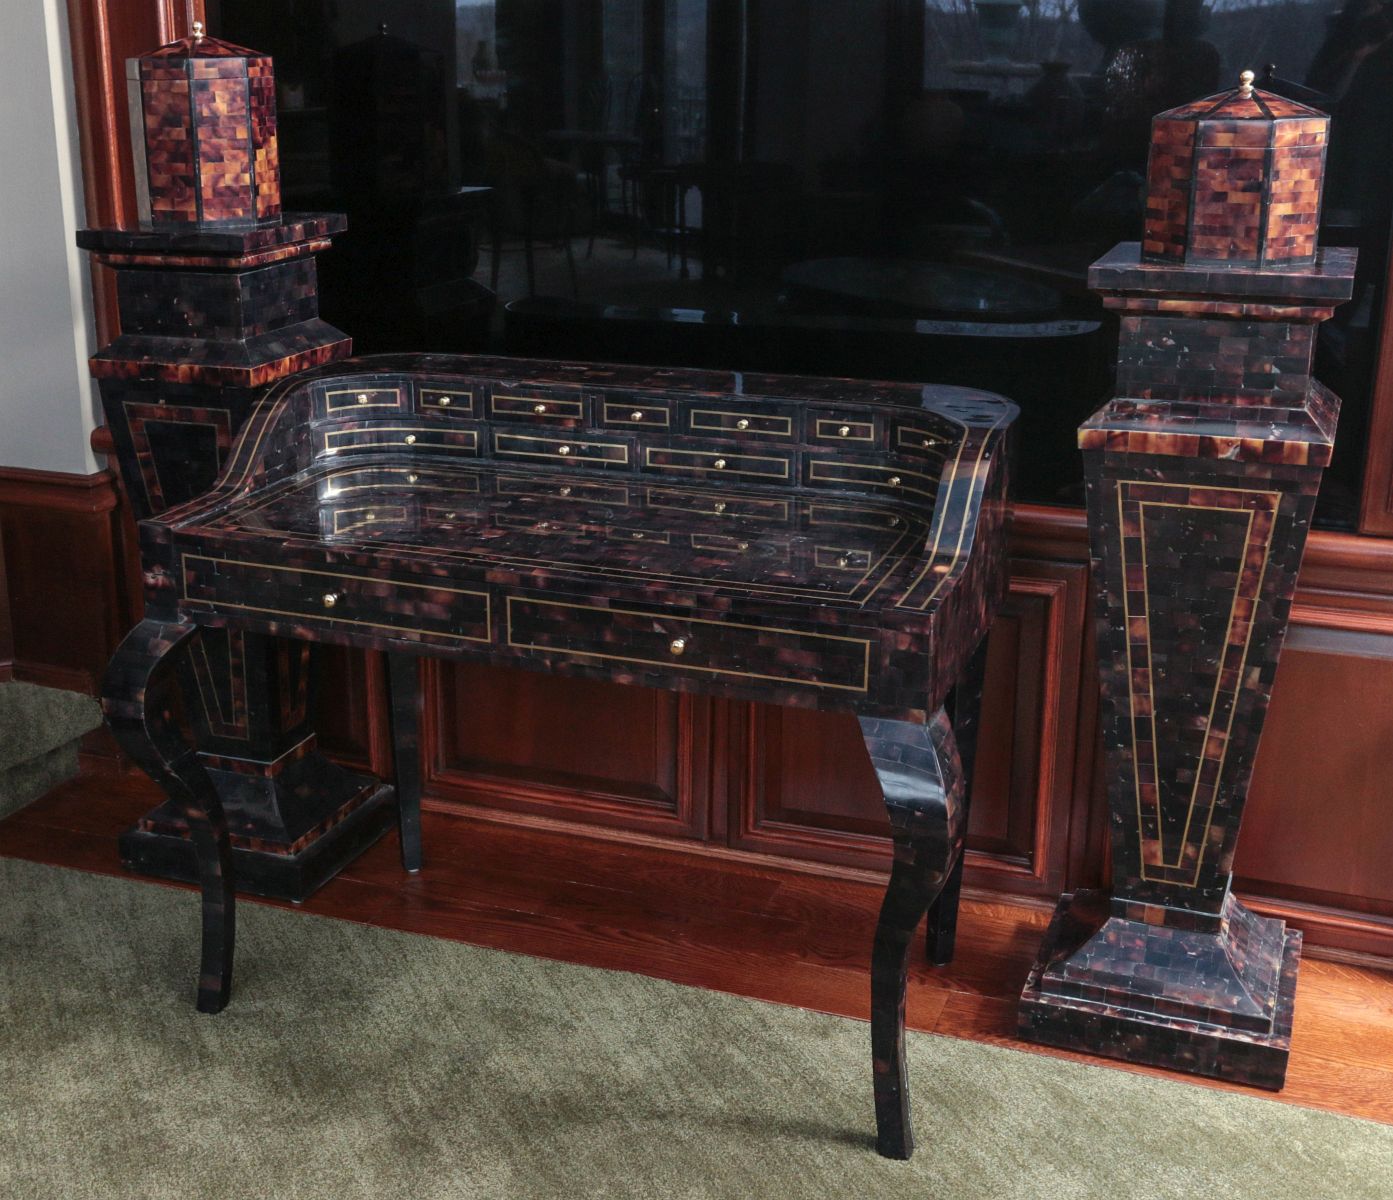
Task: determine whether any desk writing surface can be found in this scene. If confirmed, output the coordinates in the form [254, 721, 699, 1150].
[208, 462, 932, 608]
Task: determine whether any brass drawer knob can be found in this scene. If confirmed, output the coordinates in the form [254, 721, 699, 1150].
[838, 425, 851, 437]
[533, 403, 548, 414]
[356, 393, 369, 405]
[889, 515, 901, 527]
[669, 637, 687, 656]
[631, 410, 645, 421]
[837, 555, 850, 568]
[736, 418, 750, 430]
[922, 438, 934, 448]
[558, 444, 572, 456]
[322, 592, 340, 608]
[713, 458, 727, 470]
[737, 541, 750, 551]
[713, 501, 727, 514]
[888, 475, 902, 487]
[407, 473, 419, 483]
[439, 396, 451, 406]
[405, 434, 417, 445]
[559, 485, 572, 497]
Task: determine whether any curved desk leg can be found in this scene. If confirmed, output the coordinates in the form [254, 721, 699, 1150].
[926, 638, 989, 966]
[102, 619, 235, 1014]
[387, 653, 423, 874]
[860, 710, 965, 1161]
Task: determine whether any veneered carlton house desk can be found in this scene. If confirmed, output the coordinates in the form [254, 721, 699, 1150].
[103, 355, 1016, 1159]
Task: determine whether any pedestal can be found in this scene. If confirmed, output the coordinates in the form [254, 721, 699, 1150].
[1018, 241, 1357, 1086]
[79, 215, 395, 900]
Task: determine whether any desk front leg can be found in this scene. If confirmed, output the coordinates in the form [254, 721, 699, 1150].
[859, 709, 965, 1160]
[925, 638, 988, 965]
[102, 619, 235, 1015]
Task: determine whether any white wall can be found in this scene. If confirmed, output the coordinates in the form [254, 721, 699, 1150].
[0, 0, 99, 476]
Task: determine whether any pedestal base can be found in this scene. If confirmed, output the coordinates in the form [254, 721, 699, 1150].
[1018, 890, 1301, 1090]
[119, 757, 395, 902]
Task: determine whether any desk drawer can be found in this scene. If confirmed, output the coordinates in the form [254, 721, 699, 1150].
[489, 389, 588, 428]
[890, 417, 956, 459]
[804, 454, 939, 500]
[323, 424, 481, 457]
[320, 385, 406, 416]
[642, 445, 793, 483]
[599, 398, 674, 430]
[417, 385, 479, 418]
[681, 401, 799, 441]
[493, 431, 633, 470]
[505, 597, 871, 695]
[810, 411, 882, 447]
[181, 554, 492, 647]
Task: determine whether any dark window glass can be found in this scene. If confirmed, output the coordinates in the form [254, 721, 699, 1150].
[208, 0, 1393, 526]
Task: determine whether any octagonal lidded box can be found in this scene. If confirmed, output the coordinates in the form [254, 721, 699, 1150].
[127, 22, 281, 229]
[1142, 72, 1327, 269]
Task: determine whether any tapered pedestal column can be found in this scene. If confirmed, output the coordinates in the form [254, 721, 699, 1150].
[1019, 238, 1357, 1086]
[79, 216, 395, 900]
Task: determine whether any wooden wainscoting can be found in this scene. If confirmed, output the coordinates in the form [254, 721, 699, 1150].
[10, 467, 1393, 962]
[0, 466, 135, 693]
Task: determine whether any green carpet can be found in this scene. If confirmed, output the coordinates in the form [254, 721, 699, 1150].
[0, 857, 1388, 1200]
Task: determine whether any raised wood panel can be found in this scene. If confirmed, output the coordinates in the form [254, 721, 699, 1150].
[1237, 634, 1393, 957]
[724, 559, 1092, 898]
[0, 468, 130, 693]
[425, 660, 708, 839]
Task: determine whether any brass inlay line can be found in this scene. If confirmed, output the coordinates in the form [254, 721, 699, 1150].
[689, 408, 793, 438]
[180, 553, 492, 644]
[506, 597, 871, 693]
[1117, 487, 1280, 888]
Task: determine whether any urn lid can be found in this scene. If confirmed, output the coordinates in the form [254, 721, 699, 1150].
[137, 23, 263, 61]
[1143, 71, 1329, 269]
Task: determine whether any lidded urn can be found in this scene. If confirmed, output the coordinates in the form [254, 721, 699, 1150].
[1143, 70, 1327, 268]
[127, 21, 281, 227]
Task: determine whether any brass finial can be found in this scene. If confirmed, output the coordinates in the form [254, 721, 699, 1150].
[1239, 69, 1255, 97]
[191, 20, 205, 41]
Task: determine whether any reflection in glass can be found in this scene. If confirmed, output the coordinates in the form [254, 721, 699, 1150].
[210, 0, 1392, 524]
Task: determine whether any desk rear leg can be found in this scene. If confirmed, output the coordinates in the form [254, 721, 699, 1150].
[860, 711, 964, 1160]
[925, 638, 989, 966]
[387, 653, 424, 873]
[103, 619, 235, 1015]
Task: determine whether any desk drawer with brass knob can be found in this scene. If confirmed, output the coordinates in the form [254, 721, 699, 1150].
[504, 597, 871, 696]
[320, 424, 482, 458]
[179, 554, 492, 648]
[641, 445, 793, 483]
[319, 384, 407, 416]
[488, 390, 589, 428]
[493, 431, 634, 470]
[599, 398, 674, 430]
[680, 401, 799, 440]
[804, 454, 940, 500]
[810, 411, 882, 447]
[416, 385, 478, 418]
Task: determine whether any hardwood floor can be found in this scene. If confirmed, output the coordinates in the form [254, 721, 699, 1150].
[5, 766, 1393, 1125]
